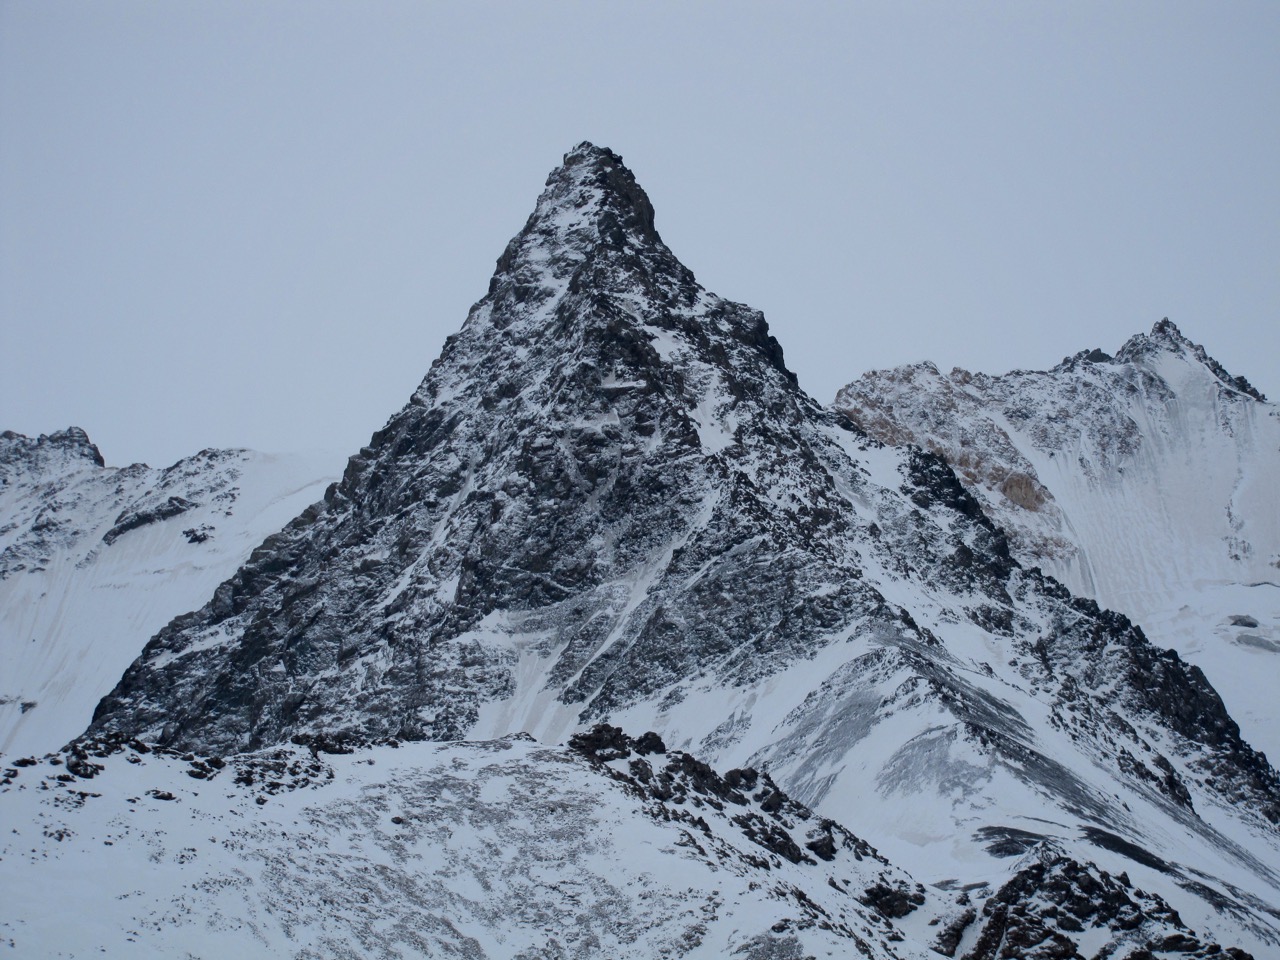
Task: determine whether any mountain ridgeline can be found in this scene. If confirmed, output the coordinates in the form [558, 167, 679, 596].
[835, 319, 1280, 762]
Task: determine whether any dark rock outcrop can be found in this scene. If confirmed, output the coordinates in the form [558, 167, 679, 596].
[103, 496, 198, 545]
[963, 851, 1253, 960]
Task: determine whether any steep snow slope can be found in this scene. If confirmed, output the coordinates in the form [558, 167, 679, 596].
[0, 429, 337, 756]
[834, 322, 1280, 760]
[79, 145, 1280, 951]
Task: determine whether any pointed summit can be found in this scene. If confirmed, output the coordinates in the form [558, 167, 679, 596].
[1150, 316, 1186, 342]
[523, 142, 660, 247]
[414, 142, 772, 409]
[485, 144, 665, 302]
[88, 144, 896, 752]
[1116, 318, 1265, 400]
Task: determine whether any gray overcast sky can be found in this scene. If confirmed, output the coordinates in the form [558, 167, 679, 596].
[3, 1, 1278, 468]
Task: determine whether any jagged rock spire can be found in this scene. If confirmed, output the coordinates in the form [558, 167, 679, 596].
[87, 144, 919, 752]
[480, 143, 670, 316]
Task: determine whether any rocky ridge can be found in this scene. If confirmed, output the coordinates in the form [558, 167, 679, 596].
[2, 727, 940, 958]
[834, 320, 1280, 761]
[0, 429, 336, 756]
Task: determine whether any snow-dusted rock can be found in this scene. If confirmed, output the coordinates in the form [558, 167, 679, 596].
[1, 730, 944, 959]
[835, 321, 1280, 762]
[3, 729, 1255, 959]
[0, 429, 336, 756]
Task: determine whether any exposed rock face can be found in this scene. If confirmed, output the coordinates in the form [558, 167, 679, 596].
[102, 496, 198, 545]
[962, 847, 1254, 960]
[568, 723, 910, 891]
[83, 144, 1280, 953]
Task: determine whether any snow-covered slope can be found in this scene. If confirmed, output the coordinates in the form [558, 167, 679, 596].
[74, 145, 1280, 953]
[0, 730, 1251, 959]
[0, 731, 939, 959]
[0, 429, 337, 757]
[834, 322, 1280, 760]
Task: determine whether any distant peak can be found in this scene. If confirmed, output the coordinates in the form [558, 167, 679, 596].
[471, 142, 686, 328]
[562, 140, 618, 166]
[1150, 317, 1188, 343]
[0, 426, 106, 470]
[1116, 319, 1266, 402]
[548, 142, 659, 245]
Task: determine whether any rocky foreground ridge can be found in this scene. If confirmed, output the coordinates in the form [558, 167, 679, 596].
[0, 727, 1256, 958]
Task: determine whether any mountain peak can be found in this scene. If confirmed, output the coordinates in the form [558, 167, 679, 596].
[491, 144, 661, 285]
[0, 426, 105, 473]
[417, 143, 704, 411]
[1150, 316, 1187, 343]
[1115, 318, 1195, 361]
[550, 142, 657, 244]
[1116, 319, 1266, 401]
